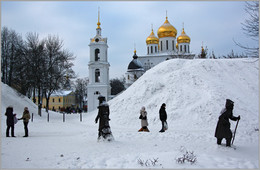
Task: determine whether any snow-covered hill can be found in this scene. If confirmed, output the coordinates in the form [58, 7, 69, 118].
[109, 59, 259, 131]
[1, 58, 259, 169]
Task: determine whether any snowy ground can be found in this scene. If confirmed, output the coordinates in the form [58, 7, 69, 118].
[1, 58, 259, 169]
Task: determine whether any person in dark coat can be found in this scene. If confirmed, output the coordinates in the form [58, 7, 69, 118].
[18, 107, 31, 137]
[215, 99, 240, 147]
[95, 95, 114, 141]
[5, 106, 16, 137]
[159, 103, 167, 132]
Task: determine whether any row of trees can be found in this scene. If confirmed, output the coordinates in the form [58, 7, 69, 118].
[1, 27, 75, 116]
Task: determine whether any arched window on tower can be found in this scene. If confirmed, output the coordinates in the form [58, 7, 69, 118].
[151, 46, 153, 54]
[172, 40, 174, 50]
[147, 47, 149, 54]
[95, 49, 100, 61]
[166, 40, 168, 50]
[95, 69, 100, 83]
[180, 45, 182, 52]
[184, 45, 187, 53]
[155, 46, 157, 53]
[134, 74, 137, 80]
[160, 41, 163, 51]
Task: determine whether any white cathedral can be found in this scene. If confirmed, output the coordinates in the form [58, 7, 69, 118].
[125, 15, 195, 88]
[87, 11, 111, 112]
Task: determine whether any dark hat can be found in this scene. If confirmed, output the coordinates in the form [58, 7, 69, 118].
[162, 103, 166, 107]
[225, 99, 234, 108]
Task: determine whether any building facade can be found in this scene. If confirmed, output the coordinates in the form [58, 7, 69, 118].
[34, 91, 77, 112]
[126, 15, 195, 86]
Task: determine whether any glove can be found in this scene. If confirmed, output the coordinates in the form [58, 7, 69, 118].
[95, 119, 98, 123]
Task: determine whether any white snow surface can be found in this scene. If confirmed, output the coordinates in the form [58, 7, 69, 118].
[1, 58, 259, 169]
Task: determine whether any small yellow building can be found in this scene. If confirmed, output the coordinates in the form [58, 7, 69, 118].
[34, 90, 77, 112]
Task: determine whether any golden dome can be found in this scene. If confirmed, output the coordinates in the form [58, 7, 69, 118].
[146, 29, 159, 45]
[177, 28, 191, 43]
[157, 17, 177, 38]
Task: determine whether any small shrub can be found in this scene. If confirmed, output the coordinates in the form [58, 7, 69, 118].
[137, 158, 160, 167]
[176, 147, 197, 164]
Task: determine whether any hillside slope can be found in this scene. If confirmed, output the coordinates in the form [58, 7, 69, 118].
[109, 58, 258, 132]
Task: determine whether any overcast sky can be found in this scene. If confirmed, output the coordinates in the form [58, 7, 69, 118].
[1, 1, 258, 79]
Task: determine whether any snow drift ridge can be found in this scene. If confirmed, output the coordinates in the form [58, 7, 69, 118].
[109, 58, 258, 131]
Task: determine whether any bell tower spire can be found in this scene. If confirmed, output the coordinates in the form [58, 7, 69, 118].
[96, 7, 101, 36]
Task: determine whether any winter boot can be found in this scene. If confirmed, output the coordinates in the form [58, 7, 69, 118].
[217, 138, 222, 145]
[159, 129, 165, 133]
[226, 138, 231, 147]
[138, 128, 144, 132]
[143, 128, 150, 132]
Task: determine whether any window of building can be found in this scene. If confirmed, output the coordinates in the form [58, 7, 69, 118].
[172, 40, 174, 50]
[160, 41, 162, 51]
[95, 49, 100, 61]
[147, 47, 149, 54]
[151, 46, 153, 53]
[52, 98, 55, 103]
[94, 91, 100, 95]
[59, 98, 61, 103]
[128, 75, 130, 80]
[95, 69, 100, 82]
[166, 40, 168, 50]
[184, 45, 187, 52]
[180, 45, 182, 52]
[134, 74, 137, 79]
[155, 46, 157, 53]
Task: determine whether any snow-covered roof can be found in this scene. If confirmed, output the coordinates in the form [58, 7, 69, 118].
[51, 90, 74, 97]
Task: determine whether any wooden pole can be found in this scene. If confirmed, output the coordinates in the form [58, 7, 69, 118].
[232, 119, 240, 145]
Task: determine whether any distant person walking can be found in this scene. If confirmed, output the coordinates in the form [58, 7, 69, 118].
[138, 106, 149, 132]
[5, 106, 16, 137]
[215, 99, 240, 147]
[159, 103, 167, 132]
[18, 107, 31, 137]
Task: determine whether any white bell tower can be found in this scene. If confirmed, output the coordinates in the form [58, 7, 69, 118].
[87, 9, 111, 112]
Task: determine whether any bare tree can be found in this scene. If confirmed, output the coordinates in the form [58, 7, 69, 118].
[43, 35, 75, 113]
[74, 78, 88, 109]
[234, 1, 259, 58]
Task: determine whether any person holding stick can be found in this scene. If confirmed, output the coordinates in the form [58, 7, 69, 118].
[214, 99, 240, 147]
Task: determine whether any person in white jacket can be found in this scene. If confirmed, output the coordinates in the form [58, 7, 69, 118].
[138, 106, 149, 132]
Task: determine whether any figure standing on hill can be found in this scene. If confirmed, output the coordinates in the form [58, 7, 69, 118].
[215, 99, 240, 147]
[5, 106, 16, 137]
[18, 107, 31, 137]
[95, 95, 114, 141]
[159, 103, 167, 132]
[138, 106, 149, 132]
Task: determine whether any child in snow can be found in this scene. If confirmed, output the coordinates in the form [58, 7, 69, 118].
[5, 106, 16, 137]
[138, 106, 149, 132]
[215, 99, 240, 147]
[18, 107, 31, 137]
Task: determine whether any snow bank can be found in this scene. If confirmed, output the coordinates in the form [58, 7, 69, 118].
[109, 59, 258, 132]
[1, 58, 259, 169]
